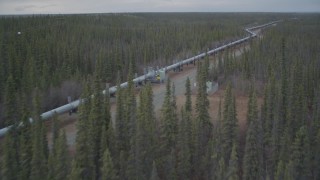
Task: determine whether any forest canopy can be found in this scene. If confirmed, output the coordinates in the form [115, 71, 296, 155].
[0, 13, 282, 127]
[1, 13, 319, 180]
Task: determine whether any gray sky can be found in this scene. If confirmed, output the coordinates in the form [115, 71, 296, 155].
[0, 0, 319, 14]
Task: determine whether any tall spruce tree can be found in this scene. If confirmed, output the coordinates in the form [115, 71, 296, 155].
[48, 114, 60, 180]
[279, 38, 288, 128]
[99, 86, 111, 165]
[211, 99, 223, 180]
[101, 147, 117, 180]
[184, 78, 193, 161]
[18, 95, 33, 180]
[161, 79, 178, 149]
[177, 108, 191, 180]
[137, 83, 156, 179]
[226, 143, 239, 180]
[114, 73, 128, 178]
[106, 120, 117, 167]
[4, 75, 17, 126]
[115, 73, 127, 156]
[125, 61, 137, 149]
[1, 129, 19, 180]
[217, 157, 226, 180]
[30, 90, 48, 180]
[123, 62, 138, 179]
[221, 83, 238, 164]
[48, 130, 69, 180]
[313, 130, 320, 180]
[247, 86, 258, 127]
[275, 160, 285, 180]
[185, 77, 192, 113]
[166, 148, 177, 180]
[311, 88, 320, 179]
[289, 126, 312, 179]
[127, 83, 156, 180]
[71, 80, 93, 179]
[243, 89, 263, 180]
[194, 58, 212, 179]
[184, 77, 194, 179]
[261, 72, 277, 178]
[88, 73, 105, 179]
[158, 79, 178, 179]
[150, 161, 160, 180]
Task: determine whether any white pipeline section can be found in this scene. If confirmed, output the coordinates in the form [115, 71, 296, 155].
[0, 20, 280, 137]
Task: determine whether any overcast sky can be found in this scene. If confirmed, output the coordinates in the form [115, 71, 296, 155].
[0, 0, 319, 15]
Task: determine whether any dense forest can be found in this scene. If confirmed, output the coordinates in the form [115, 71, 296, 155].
[0, 13, 281, 127]
[1, 13, 320, 180]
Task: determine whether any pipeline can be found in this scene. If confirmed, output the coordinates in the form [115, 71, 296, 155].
[0, 20, 280, 137]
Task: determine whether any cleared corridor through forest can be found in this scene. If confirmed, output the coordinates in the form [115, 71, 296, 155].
[0, 21, 279, 138]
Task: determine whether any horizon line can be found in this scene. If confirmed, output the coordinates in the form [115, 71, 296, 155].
[0, 11, 319, 16]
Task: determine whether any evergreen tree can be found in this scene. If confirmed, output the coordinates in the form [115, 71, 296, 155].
[115, 74, 127, 163]
[185, 77, 192, 113]
[119, 151, 127, 180]
[137, 83, 156, 179]
[261, 72, 277, 178]
[183, 78, 193, 169]
[127, 83, 156, 180]
[289, 126, 312, 179]
[114, 75, 129, 178]
[160, 79, 178, 149]
[226, 143, 239, 180]
[247, 86, 258, 126]
[71, 81, 93, 179]
[211, 99, 223, 180]
[313, 130, 320, 180]
[194, 59, 212, 178]
[202, 138, 214, 180]
[217, 157, 226, 180]
[48, 113, 61, 179]
[68, 160, 82, 180]
[99, 89, 111, 165]
[51, 114, 60, 153]
[311, 88, 320, 180]
[243, 90, 263, 180]
[270, 84, 283, 178]
[150, 161, 160, 180]
[122, 62, 138, 179]
[158, 79, 179, 179]
[284, 161, 294, 180]
[221, 84, 238, 164]
[166, 149, 177, 180]
[87, 74, 104, 179]
[243, 120, 263, 180]
[47, 149, 55, 179]
[18, 107, 32, 180]
[177, 108, 191, 180]
[279, 38, 288, 128]
[126, 141, 138, 179]
[30, 91, 48, 180]
[48, 130, 69, 180]
[274, 160, 285, 180]
[1, 130, 19, 180]
[106, 120, 116, 165]
[125, 61, 137, 148]
[4, 75, 17, 126]
[101, 148, 117, 180]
